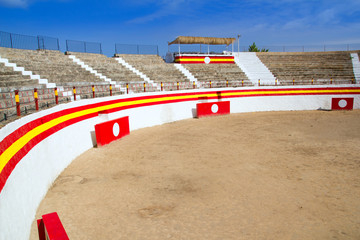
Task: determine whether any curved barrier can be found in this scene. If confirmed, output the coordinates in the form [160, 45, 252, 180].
[0, 85, 360, 239]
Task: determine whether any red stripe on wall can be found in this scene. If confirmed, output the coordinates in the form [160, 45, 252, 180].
[176, 61, 234, 64]
[0, 113, 98, 192]
[175, 56, 234, 59]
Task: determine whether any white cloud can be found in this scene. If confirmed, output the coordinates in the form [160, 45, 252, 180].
[283, 18, 310, 30]
[318, 8, 338, 24]
[0, 0, 70, 8]
[127, 0, 201, 24]
[0, 0, 28, 8]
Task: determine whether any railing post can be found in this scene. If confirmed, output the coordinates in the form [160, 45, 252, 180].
[37, 36, 41, 50]
[34, 88, 39, 111]
[91, 85, 95, 98]
[144, 82, 146, 92]
[109, 84, 112, 96]
[126, 83, 129, 94]
[15, 90, 20, 116]
[10, 33, 13, 48]
[73, 86, 76, 101]
[54, 87, 59, 104]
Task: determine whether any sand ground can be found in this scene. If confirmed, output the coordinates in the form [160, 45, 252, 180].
[30, 110, 360, 240]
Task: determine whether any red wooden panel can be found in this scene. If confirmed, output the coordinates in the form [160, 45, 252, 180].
[95, 116, 130, 146]
[41, 212, 69, 240]
[37, 219, 46, 240]
[331, 98, 354, 110]
[196, 101, 230, 118]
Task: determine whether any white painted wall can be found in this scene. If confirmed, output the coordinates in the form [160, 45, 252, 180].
[0, 86, 359, 240]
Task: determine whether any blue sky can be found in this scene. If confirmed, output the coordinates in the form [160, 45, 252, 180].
[0, 0, 359, 56]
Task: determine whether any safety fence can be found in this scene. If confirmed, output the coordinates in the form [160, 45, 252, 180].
[169, 43, 360, 54]
[66, 40, 103, 54]
[2, 30, 360, 56]
[0, 31, 60, 51]
[234, 44, 360, 53]
[0, 84, 120, 122]
[115, 44, 159, 55]
[0, 78, 356, 124]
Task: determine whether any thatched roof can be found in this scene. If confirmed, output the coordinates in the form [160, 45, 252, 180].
[168, 36, 236, 46]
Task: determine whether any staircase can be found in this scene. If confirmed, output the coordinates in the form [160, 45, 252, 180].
[68, 55, 119, 88]
[114, 57, 160, 90]
[173, 64, 199, 87]
[351, 53, 360, 83]
[0, 56, 54, 88]
[234, 52, 276, 85]
[116, 54, 188, 85]
[0, 47, 101, 86]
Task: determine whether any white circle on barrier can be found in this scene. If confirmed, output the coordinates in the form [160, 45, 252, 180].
[338, 99, 347, 108]
[204, 57, 211, 64]
[113, 122, 120, 137]
[211, 104, 219, 113]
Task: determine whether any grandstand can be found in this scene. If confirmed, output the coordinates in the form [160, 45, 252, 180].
[0, 46, 359, 123]
[0, 33, 359, 123]
[0, 43, 359, 123]
[256, 51, 359, 85]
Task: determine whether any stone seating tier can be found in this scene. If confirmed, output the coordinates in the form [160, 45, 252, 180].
[67, 52, 144, 83]
[0, 47, 102, 86]
[116, 54, 188, 83]
[0, 62, 40, 88]
[182, 64, 252, 86]
[256, 51, 357, 84]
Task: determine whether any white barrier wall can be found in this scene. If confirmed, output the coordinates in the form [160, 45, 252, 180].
[0, 86, 359, 240]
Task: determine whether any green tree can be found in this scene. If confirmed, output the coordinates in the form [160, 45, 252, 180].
[248, 42, 269, 52]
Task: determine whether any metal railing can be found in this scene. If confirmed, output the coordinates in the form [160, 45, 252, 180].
[236, 44, 360, 52]
[0, 78, 356, 124]
[169, 43, 360, 54]
[66, 40, 103, 54]
[0, 31, 60, 50]
[115, 44, 159, 55]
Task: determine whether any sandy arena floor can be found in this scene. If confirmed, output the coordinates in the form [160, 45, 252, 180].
[30, 110, 360, 240]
